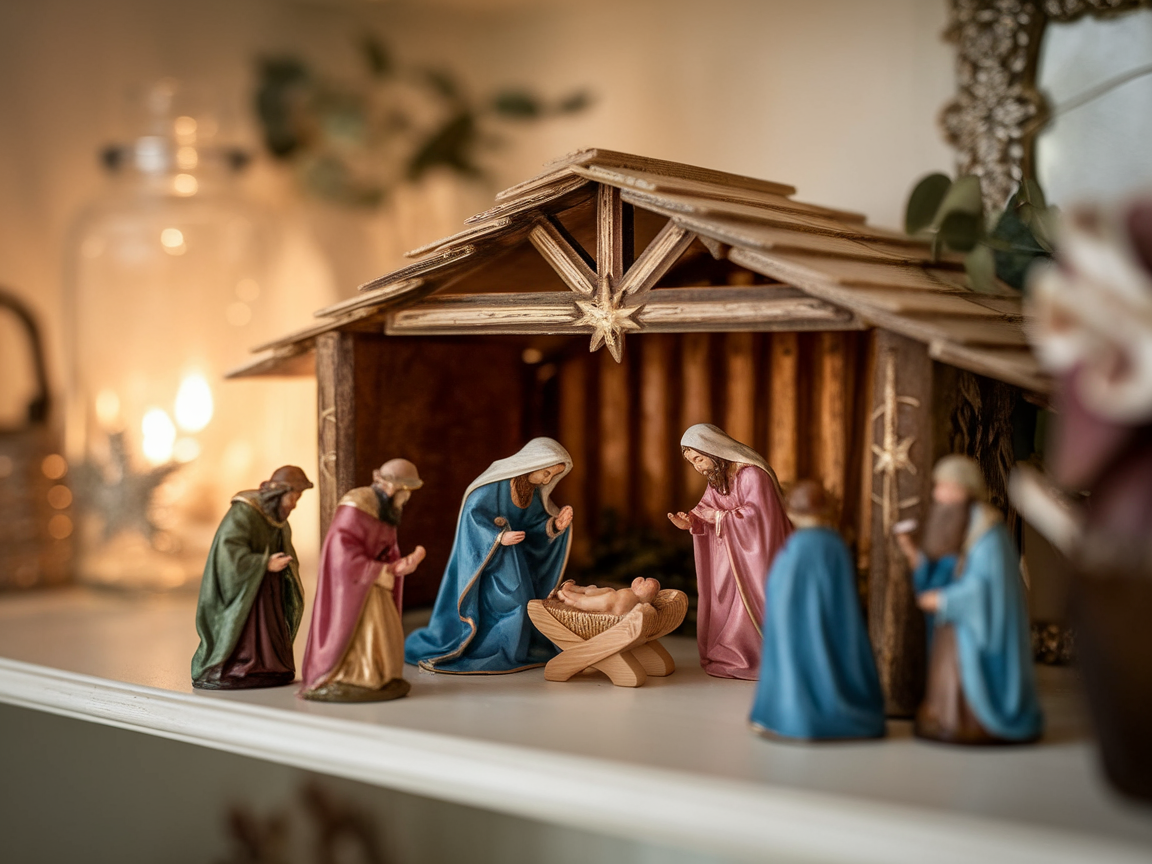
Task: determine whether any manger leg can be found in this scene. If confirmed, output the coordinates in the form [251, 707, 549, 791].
[633, 640, 675, 676]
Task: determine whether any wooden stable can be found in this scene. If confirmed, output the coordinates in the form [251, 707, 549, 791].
[234, 149, 1046, 715]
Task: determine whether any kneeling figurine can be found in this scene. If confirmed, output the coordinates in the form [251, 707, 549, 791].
[750, 480, 885, 741]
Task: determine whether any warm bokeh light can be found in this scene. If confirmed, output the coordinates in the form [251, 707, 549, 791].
[173, 437, 201, 463]
[46, 484, 72, 509]
[174, 373, 213, 432]
[41, 454, 67, 480]
[47, 514, 73, 540]
[173, 115, 197, 142]
[173, 173, 198, 196]
[176, 145, 198, 170]
[95, 389, 121, 428]
[160, 227, 186, 255]
[141, 408, 177, 464]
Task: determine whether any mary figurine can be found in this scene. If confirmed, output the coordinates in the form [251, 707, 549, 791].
[404, 438, 574, 674]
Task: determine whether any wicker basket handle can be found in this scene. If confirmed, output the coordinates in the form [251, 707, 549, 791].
[0, 286, 50, 429]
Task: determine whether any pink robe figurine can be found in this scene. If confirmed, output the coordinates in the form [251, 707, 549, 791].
[299, 459, 425, 702]
[672, 424, 792, 679]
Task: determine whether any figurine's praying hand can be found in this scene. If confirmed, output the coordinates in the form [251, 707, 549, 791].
[391, 545, 426, 578]
[267, 552, 293, 573]
[500, 530, 527, 546]
[553, 505, 574, 532]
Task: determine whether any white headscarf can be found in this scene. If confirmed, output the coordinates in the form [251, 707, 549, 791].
[680, 423, 781, 496]
[461, 437, 573, 517]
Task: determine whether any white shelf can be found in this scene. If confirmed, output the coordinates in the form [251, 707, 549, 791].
[1, 588, 1150, 864]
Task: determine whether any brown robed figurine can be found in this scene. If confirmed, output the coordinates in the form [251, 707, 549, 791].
[192, 466, 313, 689]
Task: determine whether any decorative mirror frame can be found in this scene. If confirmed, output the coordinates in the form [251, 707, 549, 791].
[942, 0, 1152, 210]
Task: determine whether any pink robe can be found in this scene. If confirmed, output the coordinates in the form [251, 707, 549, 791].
[689, 465, 792, 679]
[300, 503, 401, 692]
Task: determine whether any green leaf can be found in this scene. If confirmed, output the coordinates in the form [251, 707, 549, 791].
[934, 174, 984, 224]
[492, 90, 541, 118]
[1021, 178, 1047, 211]
[406, 112, 481, 181]
[557, 90, 592, 114]
[964, 244, 999, 294]
[938, 210, 982, 252]
[905, 173, 952, 234]
[361, 36, 393, 78]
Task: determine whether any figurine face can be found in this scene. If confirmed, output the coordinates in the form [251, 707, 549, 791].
[278, 489, 303, 520]
[527, 463, 566, 486]
[682, 448, 717, 476]
[392, 488, 412, 510]
[932, 480, 969, 506]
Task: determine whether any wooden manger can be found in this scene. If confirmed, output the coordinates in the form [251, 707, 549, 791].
[232, 148, 1048, 714]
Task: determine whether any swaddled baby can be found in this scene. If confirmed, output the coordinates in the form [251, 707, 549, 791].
[554, 577, 660, 616]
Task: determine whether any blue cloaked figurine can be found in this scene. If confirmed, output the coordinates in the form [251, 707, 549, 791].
[896, 455, 1043, 745]
[750, 480, 886, 741]
[404, 438, 574, 674]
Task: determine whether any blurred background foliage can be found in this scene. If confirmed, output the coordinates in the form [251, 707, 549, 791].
[255, 35, 591, 208]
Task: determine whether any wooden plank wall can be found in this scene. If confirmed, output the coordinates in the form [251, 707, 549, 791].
[555, 331, 871, 565]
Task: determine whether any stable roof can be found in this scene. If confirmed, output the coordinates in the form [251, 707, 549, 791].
[232, 149, 1044, 392]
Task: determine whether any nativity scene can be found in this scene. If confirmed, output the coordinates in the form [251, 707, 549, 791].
[232, 148, 1044, 711]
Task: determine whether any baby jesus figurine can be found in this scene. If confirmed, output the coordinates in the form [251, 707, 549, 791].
[554, 577, 661, 616]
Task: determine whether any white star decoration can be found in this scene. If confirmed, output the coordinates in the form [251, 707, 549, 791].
[870, 350, 921, 533]
[573, 283, 641, 363]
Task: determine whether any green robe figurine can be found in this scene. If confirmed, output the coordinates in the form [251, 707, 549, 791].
[191, 466, 313, 689]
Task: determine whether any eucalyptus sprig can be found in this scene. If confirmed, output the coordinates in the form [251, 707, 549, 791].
[904, 173, 1056, 294]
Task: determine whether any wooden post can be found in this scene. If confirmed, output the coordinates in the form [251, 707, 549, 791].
[724, 332, 756, 447]
[680, 332, 711, 498]
[867, 330, 933, 717]
[768, 333, 799, 485]
[640, 335, 673, 527]
[599, 348, 630, 519]
[558, 353, 590, 561]
[316, 331, 357, 541]
[818, 332, 848, 505]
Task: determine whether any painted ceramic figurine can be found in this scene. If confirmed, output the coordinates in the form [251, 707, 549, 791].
[668, 423, 791, 679]
[896, 455, 1043, 744]
[405, 438, 574, 673]
[555, 577, 661, 616]
[191, 466, 313, 689]
[750, 480, 885, 741]
[299, 459, 426, 702]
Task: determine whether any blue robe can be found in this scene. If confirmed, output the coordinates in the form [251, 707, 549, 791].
[915, 517, 1043, 741]
[405, 479, 570, 673]
[750, 527, 886, 740]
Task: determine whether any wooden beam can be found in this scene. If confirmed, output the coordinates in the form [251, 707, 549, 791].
[384, 288, 863, 336]
[640, 335, 674, 526]
[867, 330, 933, 717]
[598, 184, 625, 289]
[619, 220, 696, 300]
[316, 332, 358, 542]
[725, 332, 756, 448]
[529, 217, 596, 296]
[768, 333, 799, 486]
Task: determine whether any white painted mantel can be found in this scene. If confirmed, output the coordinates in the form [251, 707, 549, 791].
[0, 589, 1150, 864]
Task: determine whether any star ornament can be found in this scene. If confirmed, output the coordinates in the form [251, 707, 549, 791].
[573, 286, 641, 363]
